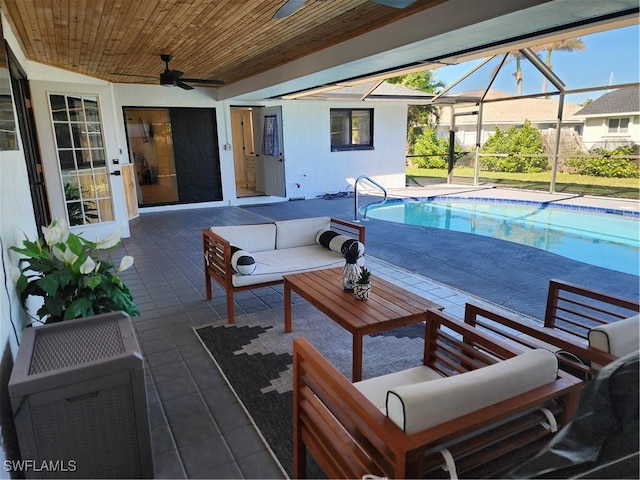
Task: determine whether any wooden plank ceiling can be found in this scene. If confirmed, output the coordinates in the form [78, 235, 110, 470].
[0, 0, 446, 87]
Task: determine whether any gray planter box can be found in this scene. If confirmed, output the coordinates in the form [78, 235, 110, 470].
[8, 312, 153, 479]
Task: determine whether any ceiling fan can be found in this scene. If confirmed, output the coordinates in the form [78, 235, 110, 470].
[110, 54, 225, 90]
[158, 54, 224, 90]
[273, 0, 417, 19]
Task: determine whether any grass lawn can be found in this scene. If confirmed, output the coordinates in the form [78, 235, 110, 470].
[406, 167, 640, 200]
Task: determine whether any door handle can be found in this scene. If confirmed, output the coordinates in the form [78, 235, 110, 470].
[110, 171, 121, 176]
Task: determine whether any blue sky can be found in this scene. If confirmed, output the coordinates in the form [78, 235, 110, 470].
[432, 23, 639, 105]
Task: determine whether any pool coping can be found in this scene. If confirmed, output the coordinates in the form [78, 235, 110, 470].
[370, 195, 640, 217]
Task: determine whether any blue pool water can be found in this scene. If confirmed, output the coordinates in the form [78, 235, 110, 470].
[366, 198, 640, 275]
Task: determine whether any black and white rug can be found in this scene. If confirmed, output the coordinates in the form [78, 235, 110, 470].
[194, 303, 426, 478]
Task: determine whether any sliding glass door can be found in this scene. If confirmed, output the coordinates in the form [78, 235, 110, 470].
[123, 107, 222, 206]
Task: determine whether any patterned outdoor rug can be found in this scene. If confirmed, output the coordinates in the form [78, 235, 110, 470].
[193, 303, 426, 478]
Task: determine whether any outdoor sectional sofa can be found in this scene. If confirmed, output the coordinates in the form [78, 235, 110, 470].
[203, 216, 365, 323]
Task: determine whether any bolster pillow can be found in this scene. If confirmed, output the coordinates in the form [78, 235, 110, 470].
[230, 246, 256, 275]
[386, 349, 558, 435]
[315, 229, 365, 258]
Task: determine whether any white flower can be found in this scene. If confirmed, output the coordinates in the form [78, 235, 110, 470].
[118, 256, 134, 273]
[42, 219, 68, 247]
[97, 229, 122, 250]
[79, 256, 96, 274]
[52, 245, 78, 265]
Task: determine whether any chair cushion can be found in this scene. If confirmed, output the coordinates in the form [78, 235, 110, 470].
[275, 217, 331, 249]
[210, 224, 276, 252]
[588, 314, 640, 357]
[386, 349, 558, 435]
[230, 245, 344, 287]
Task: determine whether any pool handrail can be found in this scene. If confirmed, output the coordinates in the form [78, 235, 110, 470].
[354, 175, 387, 222]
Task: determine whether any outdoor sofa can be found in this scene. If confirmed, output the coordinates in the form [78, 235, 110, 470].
[292, 306, 583, 479]
[203, 216, 364, 323]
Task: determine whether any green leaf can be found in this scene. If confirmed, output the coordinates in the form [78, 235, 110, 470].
[87, 274, 103, 290]
[15, 274, 28, 295]
[38, 275, 60, 296]
[63, 297, 93, 320]
[66, 233, 83, 256]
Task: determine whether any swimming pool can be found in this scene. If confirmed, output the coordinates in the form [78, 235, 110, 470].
[365, 197, 640, 276]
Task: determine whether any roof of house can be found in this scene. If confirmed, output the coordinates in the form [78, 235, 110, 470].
[574, 87, 640, 116]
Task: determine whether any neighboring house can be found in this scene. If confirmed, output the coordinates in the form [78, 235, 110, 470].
[436, 90, 583, 148]
[573, 87, 640, 151]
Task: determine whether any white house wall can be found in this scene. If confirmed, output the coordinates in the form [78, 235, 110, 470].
[581, 115, 640, 149]
[281, 100, 408, 198]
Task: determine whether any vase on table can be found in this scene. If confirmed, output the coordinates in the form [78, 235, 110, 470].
[341, 262, 360, 291]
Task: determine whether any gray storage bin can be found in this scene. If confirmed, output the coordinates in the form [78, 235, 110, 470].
[9, 312, 153, 479]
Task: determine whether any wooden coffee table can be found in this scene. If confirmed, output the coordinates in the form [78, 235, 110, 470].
[283, 267, 443, 381]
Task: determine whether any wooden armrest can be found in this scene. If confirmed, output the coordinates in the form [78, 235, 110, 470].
[330, 217, 366, 244]
[464, 302, 618, 376]
[202, 228, 232, 278]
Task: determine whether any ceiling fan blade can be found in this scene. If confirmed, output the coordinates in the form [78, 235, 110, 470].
[273, 0, 307, 19]
[370, 0, 418, 7]
[181, 78, 225, 86]
[176, 81, 194, 90]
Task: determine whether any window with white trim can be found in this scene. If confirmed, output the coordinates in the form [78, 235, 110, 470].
[607, 117, 629, 134]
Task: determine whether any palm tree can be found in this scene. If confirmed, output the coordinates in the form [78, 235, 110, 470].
[537, 38, 586, 93]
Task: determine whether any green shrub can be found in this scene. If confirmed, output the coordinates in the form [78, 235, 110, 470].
[566, 145, 639, 178]
[481, 120, 549, 173]
[412, 125, 456, 169]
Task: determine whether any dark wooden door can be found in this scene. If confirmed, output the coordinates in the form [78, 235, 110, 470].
[169, 108, 222, 203]
[7, 44, 51, 229]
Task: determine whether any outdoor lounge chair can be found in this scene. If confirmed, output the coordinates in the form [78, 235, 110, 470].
[464, 279, 640, 378]
[292, 307, 582, 479]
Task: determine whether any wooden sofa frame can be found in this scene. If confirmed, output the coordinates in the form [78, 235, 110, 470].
[465, 279, 639, 377]
[293, 308, 582, 479]
[203, 217, 365, 324]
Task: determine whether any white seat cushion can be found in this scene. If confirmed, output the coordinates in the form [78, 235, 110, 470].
[210, 224, 276, 252]
[588, 314, 640, 357]
[230, 245, 343, 287]
[385, 349, 558, 435]
[275, 217, 331, 249]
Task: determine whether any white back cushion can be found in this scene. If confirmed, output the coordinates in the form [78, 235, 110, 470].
[588, 314, 640, 357]
[276, 217, 331, 249]
[210, 224, 276, 252]
[386, 349, 558, 435]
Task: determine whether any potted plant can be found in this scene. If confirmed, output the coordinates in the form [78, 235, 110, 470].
[353, 267, 371, 300]
[10, 219, 139, 324]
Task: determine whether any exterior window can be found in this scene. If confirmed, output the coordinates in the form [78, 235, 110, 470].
[49, 94, 114, 225]
[330, 109, 373, 151]
[607, 117, 629, 134]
